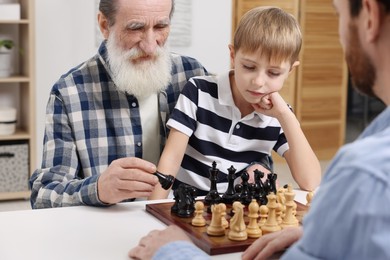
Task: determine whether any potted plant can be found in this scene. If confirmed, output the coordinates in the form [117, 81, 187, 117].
[0, 39, 15, 77]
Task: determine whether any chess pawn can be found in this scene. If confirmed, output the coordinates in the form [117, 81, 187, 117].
[192, 201, 206, 227]
[258, 205, 268, 227]
[276, 202, 283, 225]
[306, 191, 314, 208]
[220, 203, 229, 229]
[261, 193, 281, 235]
[228, 201, 248, 241]
[280, 184, 299, 228]
[207, 204, 225, 236]
[247, 199, 262, 238]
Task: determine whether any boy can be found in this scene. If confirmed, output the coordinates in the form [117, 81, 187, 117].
[149, 6, 321, 200]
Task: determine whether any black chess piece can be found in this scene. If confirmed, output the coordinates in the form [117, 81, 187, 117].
[221, 165, 238, 205]
[266, 172, 278, 195]
[204, 161, 221, 206]
[154, 171, 175, 190]
[253, 169, 268, 205]
[171, 183, 197, 217]
[237, 170, 252, 205]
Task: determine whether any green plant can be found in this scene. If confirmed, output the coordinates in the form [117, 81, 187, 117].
[0, 39, 15, 50]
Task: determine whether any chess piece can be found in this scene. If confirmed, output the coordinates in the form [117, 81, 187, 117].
[207, 203, 225, 236]
[153, 171, 175, 190]
[306, 191, 314, 208]
[220, 203, 229, 229]
[261, 192, 281, 235]
[228, 201, 247, 241]
[204, 161, 221, 206]
[222, 166, 238, 204]
[247, 199, 262, 238]
[280, 184, 299, 228]
[258, 205, 268, 227]
[192, 201, 206, 227]
[253, 169, 267, 205]
[171, 183, 197, 218]
[236, 170, 252, 205]
[206, 190, 222, 214]
[264, 172, 278, 195]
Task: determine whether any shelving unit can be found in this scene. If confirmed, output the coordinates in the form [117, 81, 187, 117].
[232, 0, 348, 161]
[0, 0, 35, 200]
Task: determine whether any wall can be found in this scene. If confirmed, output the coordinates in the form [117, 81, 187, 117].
[35, 0, 232, 165]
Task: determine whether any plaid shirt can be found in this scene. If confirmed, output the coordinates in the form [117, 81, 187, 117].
[30, 41, 207, 208]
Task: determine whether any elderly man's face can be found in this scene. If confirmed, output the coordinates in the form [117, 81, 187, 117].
[110, 0, 171, 59]
[104, 0, 173, 98]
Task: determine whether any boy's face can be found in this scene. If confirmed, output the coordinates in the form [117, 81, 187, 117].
[230, 47, 293, 105]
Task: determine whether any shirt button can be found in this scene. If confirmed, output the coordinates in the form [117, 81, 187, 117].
[137, 142, 142, 147]
[236, 124, 240, 129]
[132, 102, 137, 107]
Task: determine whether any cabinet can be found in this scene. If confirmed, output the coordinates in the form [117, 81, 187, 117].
[0, 0, 35, 200]
[232, 0, 348, 160]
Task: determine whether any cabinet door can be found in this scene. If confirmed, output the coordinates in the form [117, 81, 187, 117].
[297, 0, 347, 159]
[232, 0, 299, 113]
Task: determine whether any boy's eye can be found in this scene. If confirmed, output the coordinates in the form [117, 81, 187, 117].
[269, 71, 281, 76]
[243, 64, 255, 70]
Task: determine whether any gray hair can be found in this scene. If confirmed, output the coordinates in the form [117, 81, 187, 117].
[99, 0, 175, 27]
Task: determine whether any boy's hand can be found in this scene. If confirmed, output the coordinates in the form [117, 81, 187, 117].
[252, 92, 291, 119]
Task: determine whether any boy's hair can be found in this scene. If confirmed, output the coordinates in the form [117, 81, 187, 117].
[233, 6, 302, 65]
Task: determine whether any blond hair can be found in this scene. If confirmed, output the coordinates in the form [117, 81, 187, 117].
[233, 6, 302, 65]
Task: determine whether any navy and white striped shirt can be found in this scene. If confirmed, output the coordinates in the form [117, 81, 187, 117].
[29, 41, 207, 208]
[168, 71, 288, 194]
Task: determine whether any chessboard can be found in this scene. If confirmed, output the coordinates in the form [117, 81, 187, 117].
[146, 199, 308, 256]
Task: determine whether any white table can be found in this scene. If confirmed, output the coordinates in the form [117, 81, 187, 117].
[0, 191, 307, 260]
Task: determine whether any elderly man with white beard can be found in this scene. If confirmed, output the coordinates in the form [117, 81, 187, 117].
[30, 0, 208, 208]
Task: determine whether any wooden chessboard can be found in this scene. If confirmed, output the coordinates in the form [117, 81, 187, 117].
[146, 200, 308, 255]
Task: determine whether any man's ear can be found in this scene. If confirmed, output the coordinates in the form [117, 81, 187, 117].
[98, 12, 110, 40]
[362, 0, 381, 42]
[289, 60, 300, 73]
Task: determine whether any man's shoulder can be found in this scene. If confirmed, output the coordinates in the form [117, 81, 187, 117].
[52, 54, 106, 92]
[169, 52, 206, 71]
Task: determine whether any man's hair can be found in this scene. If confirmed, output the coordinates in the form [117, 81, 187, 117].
[233, 6, 302, 65]
[349, 0, 390, 17]
[99, 0, 175, 27]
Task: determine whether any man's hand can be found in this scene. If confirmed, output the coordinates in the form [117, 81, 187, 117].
[242, 227, 302, 260]
[129, 225, 192, 259]
[97, 157, 158, 204]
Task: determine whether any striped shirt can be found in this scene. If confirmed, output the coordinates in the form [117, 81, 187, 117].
[29, 41, 207, 208]
[168, 71, 289, 195]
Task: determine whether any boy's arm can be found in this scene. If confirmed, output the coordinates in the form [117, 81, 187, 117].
[253, 92, 321, 191]
[278, 111, 321, 191]
[148, 128, 190, 200]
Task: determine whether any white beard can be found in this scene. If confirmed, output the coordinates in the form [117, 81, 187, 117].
[106, 33, 172, 99]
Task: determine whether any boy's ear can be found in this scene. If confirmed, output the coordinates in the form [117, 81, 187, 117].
[289, 60, 300, 73]
[228, 44, 235, 68]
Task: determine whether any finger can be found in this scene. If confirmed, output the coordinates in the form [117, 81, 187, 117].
[128, 246, 143, 260]
[114, 157, 156, 173]
[119, 169, 159, 185]
[242, 232, 281, 260]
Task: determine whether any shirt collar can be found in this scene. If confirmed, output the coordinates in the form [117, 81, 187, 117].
[218, 70, 270, 122]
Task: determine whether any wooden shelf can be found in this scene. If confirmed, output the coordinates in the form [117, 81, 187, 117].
[0, 191, 30, 201]
[0, 0, 35, 201]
